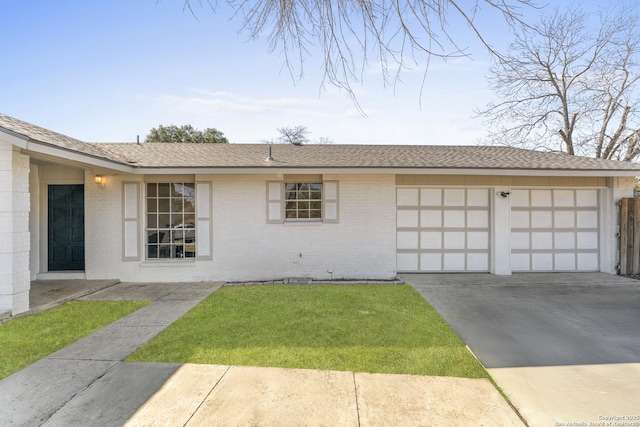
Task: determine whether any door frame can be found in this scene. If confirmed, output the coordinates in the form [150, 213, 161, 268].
[39, 175, 86, 273]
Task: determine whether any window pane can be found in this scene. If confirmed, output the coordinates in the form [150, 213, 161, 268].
[171, 230, 181, 243]
[157, 183, 171, 197]
[286, 210, 297, 218]
[310, 210, 322, 219]
[184, 197, 195, 213]
[285, 183, 296, 192]
[299, 183, 310, 191]
[298, 201, 309, 210]
[147, 183, 157, 197]
[147, 214, 158, 228]
[310, 201, 321, 210]
[310, 191, 321, 200]
[147, 244, 159, 258]
[286, 201, 297, 210]
[158, 198, 170, 212]
[309, 183, 322, 191]
[158, 214, 171, 228]
[171, 197, 183, 212]
[159, 245, 171, 258]
[146, 198, 157, 213]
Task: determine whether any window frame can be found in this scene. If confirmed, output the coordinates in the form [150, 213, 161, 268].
[284, 182, 323, 221]
[145, 182, 197, 260]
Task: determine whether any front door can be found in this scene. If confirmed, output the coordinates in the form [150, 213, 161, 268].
[48, 185, 85, 271]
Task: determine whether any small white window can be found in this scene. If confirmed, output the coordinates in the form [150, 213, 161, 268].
[285, 182, 322, 220]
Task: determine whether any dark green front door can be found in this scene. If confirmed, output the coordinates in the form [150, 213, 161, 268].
[48, 185, 85, 271]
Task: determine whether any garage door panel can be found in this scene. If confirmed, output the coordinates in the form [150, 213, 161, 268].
[554, 190, 575, 207]
[420, 253, 442, 271]
[397, 232, 419, 249]
[397, 253, 418, 271]
[443, 253, 465, 270]
[578, 253, 598, 270]
[444, 189, 465, 206]
[467, 189, 489, 206]
[511, 232, 530, 250]
[468, 232, 489, 249]
[532, 253, 553, 270]
[576, 190, 598, 207]
[554, 211, 575, 228]
[511, 190, 530, 207]
[555, 253, 576, 270]
[443, 210, 465, 227]
[397, 210, 419, 227]
[511, 211, 529, 228]
[467, 210, 488, 228]
[511, 189, 599, 272]
[397, 189, 419, 206]
[467, 253, 489, 271]
[444, 232, 465, 249]
[531, 211, 552, 228]
[397, 188, 490, 272]
[577, 211, 598, 228]
[531, 232, 553, 249]
[420, 189, 442, 206]
[532, 190, 552, 206]
[555, 232, 576, 249]
[420, 232, 442, 249]
[511, 253, 530, 270]
[420, 210, 442, 227]
[577, 232, 598, 249]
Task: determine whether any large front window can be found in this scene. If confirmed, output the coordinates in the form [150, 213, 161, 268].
[146, 182, 196, 259]
[285, 183, 322, 220]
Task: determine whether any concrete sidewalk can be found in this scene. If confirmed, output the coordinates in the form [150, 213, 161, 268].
[0, 281, 524, 426]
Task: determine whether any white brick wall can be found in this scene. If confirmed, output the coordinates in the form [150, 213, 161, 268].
[209, 174, 397, 281]
[83, 173, 397, 282]
[0, 141, 31, 314]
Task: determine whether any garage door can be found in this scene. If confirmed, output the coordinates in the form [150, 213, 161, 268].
[510, 189, 599, 271]
[396, 188, 490, 272]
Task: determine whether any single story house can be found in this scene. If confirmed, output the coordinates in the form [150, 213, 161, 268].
[1, 113, 639, 315]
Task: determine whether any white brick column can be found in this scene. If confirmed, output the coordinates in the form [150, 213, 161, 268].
[491, 186, 512, 275]
[0, 141, 31, 315]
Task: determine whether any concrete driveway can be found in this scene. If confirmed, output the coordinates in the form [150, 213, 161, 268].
[402, 273, 640, 427]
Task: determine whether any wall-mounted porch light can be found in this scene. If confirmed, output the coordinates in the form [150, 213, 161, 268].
[94, 175, 105, 187]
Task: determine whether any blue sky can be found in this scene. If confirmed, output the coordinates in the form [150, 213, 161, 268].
[0, 1, 619, 145]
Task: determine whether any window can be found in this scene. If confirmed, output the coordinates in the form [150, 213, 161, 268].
[285, 183, 322, 220]
[146, 182, 196, 259]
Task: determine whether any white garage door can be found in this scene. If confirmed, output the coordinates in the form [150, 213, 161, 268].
[396, 188, 491, 272]
[510, 189, 599, 271]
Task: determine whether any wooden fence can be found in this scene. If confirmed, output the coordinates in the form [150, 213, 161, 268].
[619, 197, 640, 275]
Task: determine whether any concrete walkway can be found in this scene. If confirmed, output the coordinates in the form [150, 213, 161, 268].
[402, 273, 640, 427]
[0, 281, 524, 426]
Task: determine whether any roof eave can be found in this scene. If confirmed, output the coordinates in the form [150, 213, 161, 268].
[123, 166, 640, 177]
[22, 139, 136, 173]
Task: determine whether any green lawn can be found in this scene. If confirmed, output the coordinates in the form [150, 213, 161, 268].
[129, 284, 488, 378]
[0, 301, 148, 380]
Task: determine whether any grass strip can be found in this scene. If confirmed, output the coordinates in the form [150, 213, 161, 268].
[0, 300, 148, 379]
[129, 284, 487, 378]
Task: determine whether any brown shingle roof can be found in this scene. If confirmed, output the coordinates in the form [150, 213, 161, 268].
[93, 142, 640, 171]
[2, 113, 640, 172]
[0, 113, 126, 163]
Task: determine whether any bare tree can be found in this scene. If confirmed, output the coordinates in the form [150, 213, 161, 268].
[477, 6, 640, 161]
[181, 0, 535, 106]
[263, 126, 334, 144]
[277, 125, 310, 145]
